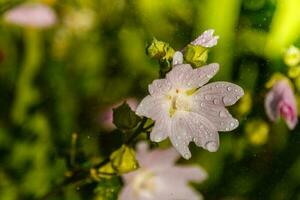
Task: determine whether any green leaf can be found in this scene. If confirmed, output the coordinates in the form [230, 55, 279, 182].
[184, 44, 208, 67]
[113, 102, 141, 130]
[94, 176, 121, 200]
[110, 145, 139, 174]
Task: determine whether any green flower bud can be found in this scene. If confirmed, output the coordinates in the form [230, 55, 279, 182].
[146, 38, 175, 60]
[113, 102, 141, 130]
[97, 162, 116, 179]
[284, 45, 300, 67]
[184, 44, 208, 67]
[110, 145, 139, 174]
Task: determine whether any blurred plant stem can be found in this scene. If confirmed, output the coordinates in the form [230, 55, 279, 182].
[40, 118, 153, 200]
[265, 0, 300, 58]
[196, 0, 241, 80]
[11, 29, 42, 124]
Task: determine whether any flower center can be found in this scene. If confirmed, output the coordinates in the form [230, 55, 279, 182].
[168, 88, 195, 117]
[132, 169, 156, 198]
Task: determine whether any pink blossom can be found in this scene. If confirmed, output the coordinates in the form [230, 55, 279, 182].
[191, 29, 219, 48]
[119, 142, 207, 200]
[4, 3, 57, 28]
[100, 98, 138, 130]
[136, 63, 244, 159]
[265, 80, 298, 130]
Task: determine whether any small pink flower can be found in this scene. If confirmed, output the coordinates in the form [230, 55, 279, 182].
[136, 63, 244, 159]
[4, 3, 57, 28]
[265, 80, 298, 130]
[100, 98, 138, 130]
[191, 29, 219, 48]
[119, 142, 207, 200]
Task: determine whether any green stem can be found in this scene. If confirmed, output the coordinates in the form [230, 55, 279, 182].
[39, 117, 153, 200]
[11, 28, 42, 124]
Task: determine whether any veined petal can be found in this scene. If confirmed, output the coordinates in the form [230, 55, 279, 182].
[177, 112, 220, 153]
[148, 79, 172, 96]
[192, 102, 239, 132]
[194, 81, 244, 106]
[191, 29, 219, 48]
[136, 95, 169, 120]
[169, 113, 193, 159]
[166, 64, 193, 88]
[150, 116, 171, 142]
[187, 63, 219, 88]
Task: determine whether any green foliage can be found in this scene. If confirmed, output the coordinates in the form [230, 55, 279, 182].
[94, 177, 121, 200]
[113, 102, 141, 130]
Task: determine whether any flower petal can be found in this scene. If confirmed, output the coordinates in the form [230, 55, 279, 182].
[150, 116, 170, 142]
[169, 113, 193, 159]
[192, 102, 239, 132]
[168, 166, 208, 183]
[137, 148, 180, 169]
[187, 63, 219, 88]
[166, 64, 193, 88]
[194, 81, 244, 106]
[118, 184, 138, 200]
[135, 95, 169, 120]
[191, 29, 219, 48]
[172, 51, 184, 66]
[4, 3, 56, 28]
[264, 88, 279, 121]
[148, 79, 172, 96]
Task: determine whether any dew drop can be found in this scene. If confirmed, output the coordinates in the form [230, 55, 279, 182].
[206, 74, 212, 78]
[205, 141, 218, 152]
[230, 122, 235, 127]
[223, 96, 233, 105]
[213, 99, 219, 104]
[227, 86, 232, 91]
[219, 110, 227, 118]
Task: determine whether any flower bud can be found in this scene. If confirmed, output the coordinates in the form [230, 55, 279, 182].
[110, 145, 139, 174]
[146, 38, 175, 60]
[183, 44, 208, 67]
[284, 45, 300, 67]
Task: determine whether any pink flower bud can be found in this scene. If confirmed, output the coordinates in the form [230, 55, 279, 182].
[265, 80, 298, 129]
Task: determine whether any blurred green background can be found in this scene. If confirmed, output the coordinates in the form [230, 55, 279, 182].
[1, 0, 300, 199]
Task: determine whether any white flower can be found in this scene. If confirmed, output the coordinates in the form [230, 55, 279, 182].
[136, 63, 244, 159]
[191, 29, 219, 48]
[4, 3, 57, 28]
[119, 142, 207, 200]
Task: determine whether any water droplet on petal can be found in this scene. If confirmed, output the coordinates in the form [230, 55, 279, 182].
[213, 99, 219, 104]
[219, 110, 227, 117]
[230, 122, 235, 127]
[227, 86, 232, 91]
[205, 141, 218, 152]
[223, 96, 233, 105]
